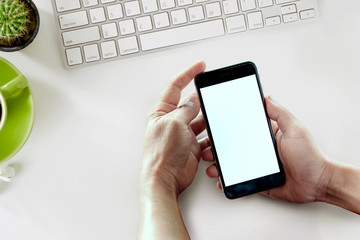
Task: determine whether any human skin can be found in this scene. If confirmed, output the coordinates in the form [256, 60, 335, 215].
[138, 62, 360, 240]
[203, 96, 360, 214]
[138, 61, 206, 239]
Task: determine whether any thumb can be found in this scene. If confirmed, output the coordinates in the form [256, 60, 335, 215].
[265, 96, 297, 135]
[171, 93, 200, 125]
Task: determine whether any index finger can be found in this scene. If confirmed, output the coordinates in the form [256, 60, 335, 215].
[155, 61, 206, 114]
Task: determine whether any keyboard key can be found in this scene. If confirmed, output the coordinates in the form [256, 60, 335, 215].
[160, 0, 176, 10]
[171, 9, 187, 25]
[247, 11, 264, 29]
[83, 0, 98, 7]
[300, 9, 315, 20]
[154, 13, 170, 29]
[240, 0, 256, 12]
[281, 4, 296, 14]
[101, 41, 118, 59]
[140, 19, 224, 51]
[136, 16, 153, 32]
[89, 7, 106, 23]
[107, 4, 123, 20]
[265, 16, 281, 27]
[125, 1, 141, 17]
[101, 0, 115, 3]
[188, 6, 204, 22]
[55, 0, 80, 12]
[223, 0, 239, 15]
[102, 23, 118, 38]
[283, 12, 297, 23]
[66, 47, 83, 66]
[226, 15, 246, 33]
[62, 26, 101, 46]
[206, 3, 221, 18]
[266, 16, 281, 26]
[119, 19, 135, 35]
[276, 0, 298, 4]
[178, 0, 192, 6]
[141, 0, 158, 13]
[258, 0, 273, 8]
[118, 36, 139, 55]
[83, 44, 100, 62]
[59, 11, 88, 30]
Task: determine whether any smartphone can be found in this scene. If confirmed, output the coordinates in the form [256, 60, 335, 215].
[195, 62, 285, 199]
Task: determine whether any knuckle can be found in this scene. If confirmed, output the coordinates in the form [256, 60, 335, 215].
[146, 109, 154, 121]
[164, 118, 184, 130]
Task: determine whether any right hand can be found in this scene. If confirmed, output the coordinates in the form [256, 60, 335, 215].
[201, 96, 333, 203]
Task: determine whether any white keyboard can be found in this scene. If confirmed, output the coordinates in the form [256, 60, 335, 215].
[52, 0, 318, 68]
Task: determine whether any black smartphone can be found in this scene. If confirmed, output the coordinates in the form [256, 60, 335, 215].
[195, 62, 285, 199]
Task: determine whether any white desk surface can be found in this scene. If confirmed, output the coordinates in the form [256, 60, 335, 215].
[1, 0, 360, 239]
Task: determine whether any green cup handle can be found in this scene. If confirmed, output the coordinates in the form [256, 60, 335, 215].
[0, 74, 28, 98]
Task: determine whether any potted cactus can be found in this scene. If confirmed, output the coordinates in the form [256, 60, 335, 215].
[0, 0, 40, 52]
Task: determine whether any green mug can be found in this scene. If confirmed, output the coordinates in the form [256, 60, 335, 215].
[0, 75, 28, 129]
[0, 57, 34, 181]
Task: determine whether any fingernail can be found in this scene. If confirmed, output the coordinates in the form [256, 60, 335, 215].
[267, 96, 281, 108]
[181, 95, 197, 107]
[183, 101, 194, 107]
[267, 95, 276, 103]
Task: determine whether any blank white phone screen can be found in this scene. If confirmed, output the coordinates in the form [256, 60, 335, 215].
[200, 75, 280, 187]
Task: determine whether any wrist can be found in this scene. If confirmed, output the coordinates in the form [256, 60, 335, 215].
[315, 156, 335, 202]
[319, 160, 360, 214]
[138, 168, 190, 239]
[139, 159, 180, 199]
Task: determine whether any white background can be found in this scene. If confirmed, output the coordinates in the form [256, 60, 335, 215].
[200, 75, 280, 186]
[1, 0, 360, 239]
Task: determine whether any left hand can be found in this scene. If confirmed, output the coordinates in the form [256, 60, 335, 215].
[140, 61, 206, 196]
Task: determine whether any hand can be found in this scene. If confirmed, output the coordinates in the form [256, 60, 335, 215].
[201, 96, 333, 203]
[140, 61, 206, 196]
[138, 62, 206, 239]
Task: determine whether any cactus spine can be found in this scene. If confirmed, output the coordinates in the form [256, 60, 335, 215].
[0, 0, 32, 45]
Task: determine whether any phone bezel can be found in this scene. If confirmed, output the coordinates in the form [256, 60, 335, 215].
[195, 62, 285, 199]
